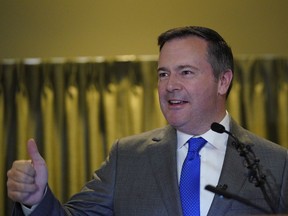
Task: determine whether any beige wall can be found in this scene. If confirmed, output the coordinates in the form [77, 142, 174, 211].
[1, 0, 288, 59]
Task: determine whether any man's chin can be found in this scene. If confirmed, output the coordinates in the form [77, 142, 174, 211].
[167, 120, 186, 131]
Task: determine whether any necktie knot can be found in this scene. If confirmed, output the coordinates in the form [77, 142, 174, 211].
[187, 137, 206, 160]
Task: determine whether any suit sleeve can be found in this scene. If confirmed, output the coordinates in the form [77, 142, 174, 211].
[278, 150, 288, 213]
[12, 141, 119, 216]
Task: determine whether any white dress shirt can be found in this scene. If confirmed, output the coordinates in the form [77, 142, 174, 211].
[177, 113, 230, 216]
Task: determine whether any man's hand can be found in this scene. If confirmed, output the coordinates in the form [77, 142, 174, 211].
[7, 139, 48, 206]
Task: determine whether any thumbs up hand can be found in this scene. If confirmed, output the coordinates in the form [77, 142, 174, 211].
[7, 139, 48, 206]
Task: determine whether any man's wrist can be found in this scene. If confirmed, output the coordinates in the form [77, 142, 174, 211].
[21, 186, 48, 215]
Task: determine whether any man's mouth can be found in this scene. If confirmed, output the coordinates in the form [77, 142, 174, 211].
[168, 100, 188, 105]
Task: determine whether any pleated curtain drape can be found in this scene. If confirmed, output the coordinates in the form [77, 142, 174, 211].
[1, 55, 287, 215]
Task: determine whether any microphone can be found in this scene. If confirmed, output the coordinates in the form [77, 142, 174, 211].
[205, 185, 270, 214]
[210, 122, 277, 213]
[211, 122, 226, 133]
[211, 122, 261, 182]
[211, 122, 242, 150]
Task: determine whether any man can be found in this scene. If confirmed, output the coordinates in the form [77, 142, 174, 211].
[7, 26, 288, 215]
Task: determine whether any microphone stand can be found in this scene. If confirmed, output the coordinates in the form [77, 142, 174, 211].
[210, 123, 277, 214]
[205, 185, 271, 214]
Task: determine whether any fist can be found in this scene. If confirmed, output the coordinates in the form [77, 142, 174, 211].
[7, 139, 48, 206]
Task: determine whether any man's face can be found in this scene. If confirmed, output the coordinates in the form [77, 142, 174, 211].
[157, 36, 227, 135]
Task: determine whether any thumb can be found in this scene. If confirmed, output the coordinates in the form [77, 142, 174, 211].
[27, 139, 44, 164]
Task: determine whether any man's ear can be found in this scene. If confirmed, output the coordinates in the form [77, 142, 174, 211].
[218, 70, 233, 95]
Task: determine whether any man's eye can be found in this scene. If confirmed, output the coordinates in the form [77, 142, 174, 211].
[158, 72, 168, 78]
[182, 70, 192, 75]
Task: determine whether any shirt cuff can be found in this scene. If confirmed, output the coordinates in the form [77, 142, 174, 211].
[21, 204, 38, 216]
[20, 186, 48, 215]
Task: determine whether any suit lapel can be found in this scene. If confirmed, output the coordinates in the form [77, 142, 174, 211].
[147, 126, 183, 216]
[207, 120, 249, 216]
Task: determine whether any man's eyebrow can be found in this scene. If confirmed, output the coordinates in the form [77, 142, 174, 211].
[177, 64, 199, 70]
[157, 65, 199, 72]
[157, 67, 168, 72]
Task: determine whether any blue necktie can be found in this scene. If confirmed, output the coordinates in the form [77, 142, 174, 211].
[180, 137, 206, 216]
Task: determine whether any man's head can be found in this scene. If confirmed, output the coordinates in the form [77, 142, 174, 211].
[158, 26, 234, 97]
[157, 26, 233, 134]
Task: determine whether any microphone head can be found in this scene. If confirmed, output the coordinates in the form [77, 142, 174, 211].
[211, 122, 226, 133]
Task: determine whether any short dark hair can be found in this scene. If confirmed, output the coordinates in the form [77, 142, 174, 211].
[158, 26, 234, 97]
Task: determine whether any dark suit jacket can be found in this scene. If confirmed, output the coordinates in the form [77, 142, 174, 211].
[13, 119, 288, 215]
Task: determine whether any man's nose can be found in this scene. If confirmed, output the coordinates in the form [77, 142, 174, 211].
[166, 74, 182, 92]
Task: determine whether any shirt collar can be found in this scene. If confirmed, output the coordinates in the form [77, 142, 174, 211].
[177, 112, 230, 150]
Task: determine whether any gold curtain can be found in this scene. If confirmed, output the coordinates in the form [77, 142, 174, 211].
[1, 55, 287, 215]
